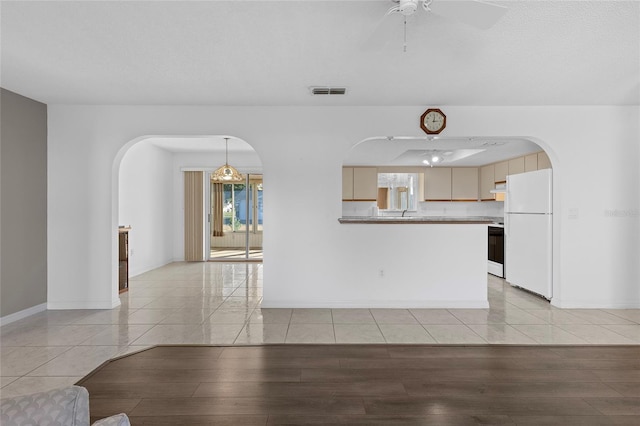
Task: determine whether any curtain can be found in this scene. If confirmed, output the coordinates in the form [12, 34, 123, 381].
[184, 171, 204, 261]
[212, 183, 224, 237]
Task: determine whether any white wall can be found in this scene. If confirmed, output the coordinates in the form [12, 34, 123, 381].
[46, 106, 640, 309]
[118, 142, 174, 277]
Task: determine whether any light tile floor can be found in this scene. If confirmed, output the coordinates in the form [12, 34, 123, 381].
[1, 261, 639, 398]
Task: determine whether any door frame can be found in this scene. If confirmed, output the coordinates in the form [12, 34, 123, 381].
[206, 173, 263, 262]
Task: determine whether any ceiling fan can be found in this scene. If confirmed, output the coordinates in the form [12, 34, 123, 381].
[388, 0, 506, 27]
[365, 0, 508, 51]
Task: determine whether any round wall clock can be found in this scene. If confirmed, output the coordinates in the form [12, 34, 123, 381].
[420, 108, 446, 135]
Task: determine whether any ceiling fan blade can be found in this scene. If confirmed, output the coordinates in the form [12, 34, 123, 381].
[429, 0, 507, 30]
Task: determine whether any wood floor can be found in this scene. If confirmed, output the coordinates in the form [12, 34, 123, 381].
[78, 344, 640, 425]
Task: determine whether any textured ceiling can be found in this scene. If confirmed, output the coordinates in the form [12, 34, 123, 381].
[1, 0, 638, 106]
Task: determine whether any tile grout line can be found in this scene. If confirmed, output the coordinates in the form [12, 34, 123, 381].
[407, 309, 438, 343]
[369, 309, 390, 344]
[2, 264, 640, 396]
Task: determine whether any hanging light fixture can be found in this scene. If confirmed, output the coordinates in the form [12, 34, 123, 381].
[211, 137, 244, 182]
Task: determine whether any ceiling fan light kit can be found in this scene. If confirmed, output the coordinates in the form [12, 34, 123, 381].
[380, 0, 507, 47]
[388, 0, 419, 16]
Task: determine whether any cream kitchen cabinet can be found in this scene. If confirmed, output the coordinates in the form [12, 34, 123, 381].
[343, 167, 378, 201]
[452, 168, 479, 201]
[342, 167, 354, 200]
[479, 164, 495, 201]
[524, 153, 538, 172]
[424, 167, 452, 201]
[537, 151, 552, 169]
[508, 157, 525, 175]
[494, 161, 509, 183]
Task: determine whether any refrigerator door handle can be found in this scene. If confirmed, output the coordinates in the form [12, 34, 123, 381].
[505, 216, 509, 237]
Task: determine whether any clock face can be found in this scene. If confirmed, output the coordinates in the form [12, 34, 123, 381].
[420, 108, 446, 134]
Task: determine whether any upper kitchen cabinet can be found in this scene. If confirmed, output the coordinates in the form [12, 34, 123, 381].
[479, 164, 495, 201]
[508, 157, 525, 175]
[424, 167, 452, 201]
[452, 168, 479, 201]
[343, 167, 378, 201]
[524, 153, 538, 172]
[342, 137, 550, 204]
[342, 167, 354, 200]
[353, 167, 378, 200]
[495, 151, 551, 182]
[537, 151, 552, 169]
[494, 161, 509, 183]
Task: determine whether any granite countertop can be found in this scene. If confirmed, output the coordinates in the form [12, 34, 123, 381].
[338, 216, 504, 225]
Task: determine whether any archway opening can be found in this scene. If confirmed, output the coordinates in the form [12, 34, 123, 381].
[341, 135, 557, 303]
[115, 135, 263, 292]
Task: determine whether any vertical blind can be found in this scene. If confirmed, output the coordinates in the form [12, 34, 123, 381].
[211, 183, 224, 237]
[184, 171, 204, 261]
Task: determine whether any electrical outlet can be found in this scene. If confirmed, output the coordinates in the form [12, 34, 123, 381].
[379, 269, 384, 278]
[129, 248, 134, 257]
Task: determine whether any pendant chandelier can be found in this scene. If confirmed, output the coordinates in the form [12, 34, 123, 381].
[211, 137, 244, 182]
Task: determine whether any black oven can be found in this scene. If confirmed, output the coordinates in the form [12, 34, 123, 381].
[488, 226, 504, 277]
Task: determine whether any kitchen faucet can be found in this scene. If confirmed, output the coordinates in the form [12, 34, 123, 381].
[402, 209, 408, 217]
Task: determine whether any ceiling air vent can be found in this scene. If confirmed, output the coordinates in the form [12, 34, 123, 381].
[310, 87, 347, 96]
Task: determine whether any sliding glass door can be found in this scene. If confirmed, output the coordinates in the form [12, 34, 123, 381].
[208, 174, 263, 261]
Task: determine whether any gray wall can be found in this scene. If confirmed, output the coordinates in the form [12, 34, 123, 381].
[1, 89, 47, 318]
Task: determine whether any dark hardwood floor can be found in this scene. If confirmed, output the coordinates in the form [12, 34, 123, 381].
[77, 345, 640, 425]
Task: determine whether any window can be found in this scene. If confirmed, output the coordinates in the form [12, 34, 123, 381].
[377, 173, 419, 211]
[223, 180, 263, 233]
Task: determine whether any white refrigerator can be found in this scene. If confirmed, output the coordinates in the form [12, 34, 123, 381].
[505, 169, 553, 299]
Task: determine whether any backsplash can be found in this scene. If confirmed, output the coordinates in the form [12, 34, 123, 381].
[342, 201, 504, 218]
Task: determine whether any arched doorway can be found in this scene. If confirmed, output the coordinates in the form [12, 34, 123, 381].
[342, 135, 557, 302]
[116, 135, 262, 281]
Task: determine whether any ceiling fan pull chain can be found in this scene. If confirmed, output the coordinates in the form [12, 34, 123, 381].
[403, 16, 407, 52]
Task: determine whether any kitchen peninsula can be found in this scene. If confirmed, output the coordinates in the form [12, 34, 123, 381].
[332, 215, 492, 309]
[339, 216, 500, 224]
[331, 140, 552, 310]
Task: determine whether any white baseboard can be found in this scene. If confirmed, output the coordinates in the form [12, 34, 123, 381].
[47, 299, 120, 310]
[261, 300, 490, 309]
[487, 260, 504, 278]
[0, 303, 47, 327]
[129, 258, 174, 278]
